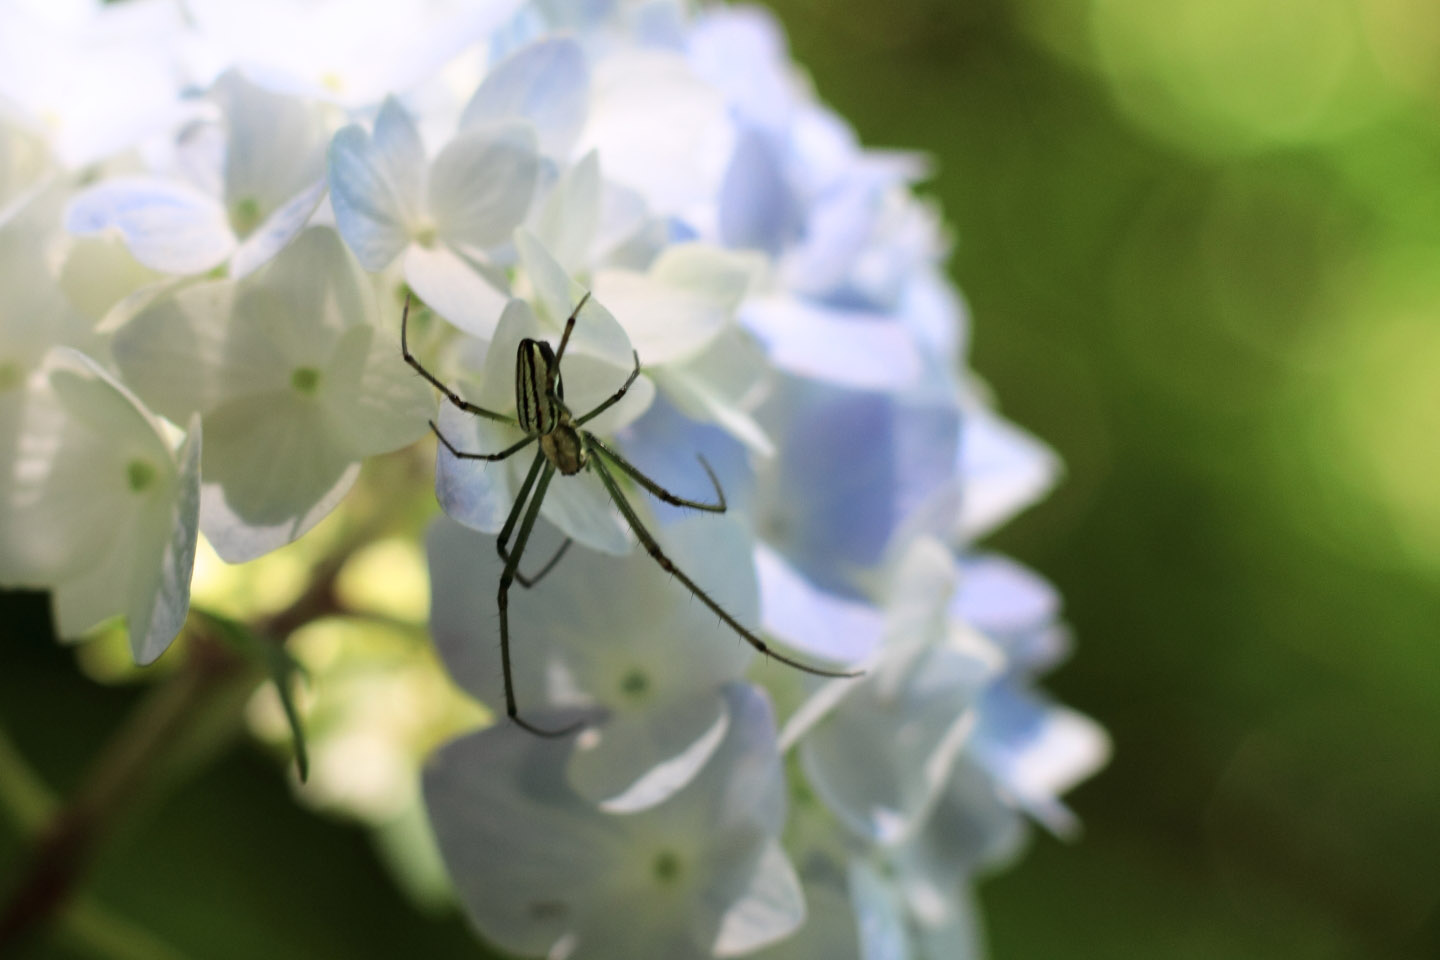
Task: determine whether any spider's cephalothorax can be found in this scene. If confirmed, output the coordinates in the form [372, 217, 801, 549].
[402, 291, 861, 738]
[516, 337, 587, 476]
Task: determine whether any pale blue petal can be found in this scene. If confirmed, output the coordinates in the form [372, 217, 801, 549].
[970, 686, 1109, 837]
[128, 414, 201, 665]
[950, 553, 1060, 646]
[65, 177, 235, 276]
[611, 395, 756, 525]
[848, 860, 910, 960]
[741, 296, 923, 392]
[755, 374, 959, 596]
[956, 406, 1061, 541]
[229, 177, 326, 279]
[372, 96, 428, 221]
[719, 130, 800, 255]
[460, 37, 589, 158]
[327, 123, 412, 271]
[432, 401, 524, 535]
[754, 543, 885, 664]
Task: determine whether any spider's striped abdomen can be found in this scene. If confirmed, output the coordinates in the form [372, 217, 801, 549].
[516, 338, 561, 435]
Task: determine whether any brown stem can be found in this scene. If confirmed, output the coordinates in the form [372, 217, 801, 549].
[0, 638, 239, 957]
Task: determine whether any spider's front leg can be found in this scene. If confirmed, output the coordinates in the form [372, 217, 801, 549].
[402, 292, 516, 425]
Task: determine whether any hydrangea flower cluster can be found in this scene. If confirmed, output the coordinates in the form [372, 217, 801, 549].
[0, 1, 1106, 957]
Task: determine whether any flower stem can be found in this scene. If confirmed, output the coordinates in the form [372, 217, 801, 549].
[0, 637, 240, 955]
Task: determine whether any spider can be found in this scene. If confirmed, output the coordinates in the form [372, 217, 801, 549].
[403, 291, 860, 737]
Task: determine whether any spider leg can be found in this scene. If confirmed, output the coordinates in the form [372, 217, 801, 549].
[402, 292, 516, 425]
[430, 421, 537, 462]
[588, 453, 862, 679]
[573, 350, 642, 428]
[546, 290, 592, 395]
[500, 537, 573, 589]
[494, 450, 572, 588]
[586, 434, 725, 512]
[497, 461, 585, 738]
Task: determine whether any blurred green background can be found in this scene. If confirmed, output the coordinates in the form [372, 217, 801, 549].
[5, 0, 1440, 957]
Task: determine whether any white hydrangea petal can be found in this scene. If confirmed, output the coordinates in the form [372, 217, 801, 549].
[741, 297, 924, 392]
[402, 243, 509, 339]
[33, 353, 195, 657]
[568, 692, 730, 813]
[593, 244, 756, 366]
[429, 123, 539, 253]
[554, 352, 655, 435]
[247, 226, 375, 362]
[126, 414, 201, 665]
[516, 228, 634, 367]
[532, 149, 601, 274]
[539, 469, 632, 557]
[898, 760, 1026, 891]
[423, 721, 631, 959]
[460, 37, 589, 158]
[50, 513, 138, 638]
[754, 543, 885, 664]
[688, 6, 795, 132]
[211, 69, 327, 219]
[428, 511, 756, 722]
[801, 637, 1000, 846]
[650, 329, 773, 455]
[957, 407, 1061, 542]
[909, 886, 984, 960]
[112, 280, 286, 421]
[322, 324, 433, 456]
[65, 177, 236, 276]
[229, 177, 326, 279]
[48, 349, 174, 469]
[199, 391, 361, 562]
[426, 682, 793, 960]
[432, 403, 522, 535]
[58, 233, 166, 323]
[578, 51, 735, 216]
[327, 122, 414, 271]
[713, 840, 807, 957]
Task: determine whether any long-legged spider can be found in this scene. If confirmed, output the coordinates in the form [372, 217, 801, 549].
[403, 292, 860, 737]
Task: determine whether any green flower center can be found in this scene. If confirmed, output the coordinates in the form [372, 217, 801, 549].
[231, 196, 262, 236]
[291, 367, 322, 395]
[127, 459, 158, 493]
[652, 850, 682, 885]
[619, 669, 651, 701]
[413, 221, 439, 248]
